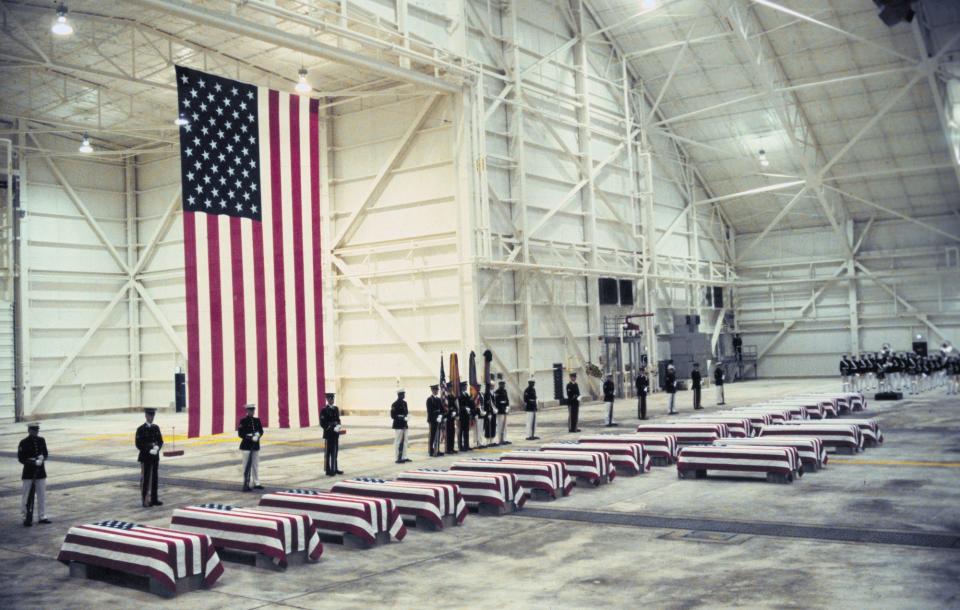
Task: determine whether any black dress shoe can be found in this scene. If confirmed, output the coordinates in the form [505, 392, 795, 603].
[23, 521, 32, 527]
[532, 436, 541, 440]
[151, 501, 164, 506]
[39, 518, 51, 524]
[242, 486, 252, 492]
[503, 441, 512, 445]
[335, 470, 344, 475]
[436, 452, 444, 457]
[326, 471, 334, 476]
[253, 485, 264, 490]
[525, 437, 534, 441]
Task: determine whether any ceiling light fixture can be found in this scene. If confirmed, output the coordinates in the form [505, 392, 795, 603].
[758, 149, 770, 168]
[51, 3, 74, 36]
[174, 113, 189, 127]
[294, 67, 311, 95]
[78, 133, 93, 154]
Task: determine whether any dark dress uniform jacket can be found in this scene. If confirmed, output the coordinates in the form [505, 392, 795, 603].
[603, 380, 615, 402]
[483, 391, 497, 436]
[136, 423, 164, 462]
[426, 395, 443, 422]
[446, 394, 459, 419]
[665, 371, 677, 394]
[523, 386, 537, 411]
[566, 382, 580, 404]
[636, 374, 649, 395]
[320, 404, 341, 440]
[391, 399, 409, 429]
[494, 388, 510, 414]
[18, 436, 48, 480]
[713, 368, 724, 386]
[691, 371, 701, 390]
[238, 416, 264, 451]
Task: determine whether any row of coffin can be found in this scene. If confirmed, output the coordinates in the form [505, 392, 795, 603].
[55, 391, 877, 596]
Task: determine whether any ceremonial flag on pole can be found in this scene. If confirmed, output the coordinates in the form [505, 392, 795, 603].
[175, 66, 325, 438]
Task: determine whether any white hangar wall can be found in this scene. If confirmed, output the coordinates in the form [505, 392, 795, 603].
[735, 214, 960, 377]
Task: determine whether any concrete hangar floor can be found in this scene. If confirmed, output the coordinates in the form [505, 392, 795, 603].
[0, 377, 958, 609]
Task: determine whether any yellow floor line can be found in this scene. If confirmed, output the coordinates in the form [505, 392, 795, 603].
[831, 459, 960, 468]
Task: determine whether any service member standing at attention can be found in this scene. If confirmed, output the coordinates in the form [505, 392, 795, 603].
[445, 383, 459, 455]
[636, 366, 649, 420]
[482, 383, 497, 447]
[494, 379, 511, 445]
[524, 377, 539, 440]
[602, 375, 617, 426]
[458, 382, 473, 452]
[714, 365, 726, 406]
[566, 373, 581, 433]
[321, 393, 344, 476]
[136, 408, 164, 507]
[691, 363, 703, 410]
[426, 384, 444, 457]
[665, 364, 678, 415]
[391, 388, 410, 464]
[238, 403, 264, 492]
[839, 354, 854, 392]
[19, 423, 50, 526]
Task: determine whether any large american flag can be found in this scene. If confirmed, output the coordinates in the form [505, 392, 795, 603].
[175, 66, 325, 437]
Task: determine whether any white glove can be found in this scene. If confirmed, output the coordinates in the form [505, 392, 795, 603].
[403, 415, 408, 420]
[334, 425, 342, 433]
[35, 457, 44, 466]
[506, 407, 511, 414]
[252, 433, 260, 442]
[150, 446, 160, 456]
[436, 415, 442, 423]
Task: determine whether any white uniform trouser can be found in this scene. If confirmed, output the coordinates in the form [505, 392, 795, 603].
[605, 401, 615, 425]
[472, 418, 481, 447]
[526, 411, 536, 438]
[716, 385, 724, 404]
[241, 450, 260, 486]
[497, 413, 508, 443]
[22, 479, 47, 520]
[394, 429, 408, 461]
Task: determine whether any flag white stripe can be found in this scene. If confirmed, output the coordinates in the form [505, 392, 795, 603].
[219, 213, 236, 432]
[278, 91, 299, 426]
[301, 97, 319, 428]
[242, 219, 257, 410]
[195, 215, 213, 438]
[258, 87, 279, 430]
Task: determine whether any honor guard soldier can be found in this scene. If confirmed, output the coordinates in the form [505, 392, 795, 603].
[840, 355, 854, 392]
[494, 380, 511, 445]
[636, 367, 649, 420]
[714, 365, 726, 405]
[136, 408, 164, 507]
[19, 423, 50, 526]
[691, 364, 703, 410]
[427, 385, 444, 456]
[470, 386, 483, 449]
[458, 382, 473, 452]
[665, 365, 678, 415]
[566, 373, 581, 433]
[445, 383, 459, 455]
[602, 375, 618, 426]
[238, 403, 264, 491]
[391, 388, 410, 464]
[321, 393, 343, 476]
[523, 377, 539, 440]
[482, 383, 497, 447]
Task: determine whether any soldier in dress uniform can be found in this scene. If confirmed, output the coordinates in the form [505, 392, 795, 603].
[136, 408, 164, 507]
[238, 403, 264, 491]
[635, 367, 649, 420]
[665, 364, 678, 415]
[426, 384, 444, 457]
[494, 380, 511, 445]
[320, 392, 343, 476]
[482, 383, 497, 447]
[839, 355, 854, 392]
[457, 382, 473, 452]
[602, 375, 617, 426]
[391, 389, 410, 464]
[445, 383, 459, 455]
[566, 373, 582, 433]
[19, 422, 50, 526]
[691, 363, 703, 410]
[714, 364, 726, 406]
[470, 385, 483, 449]
[523, 377, 539, 440]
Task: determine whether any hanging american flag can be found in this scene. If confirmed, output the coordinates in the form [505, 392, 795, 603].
[175, 65, 325, 438]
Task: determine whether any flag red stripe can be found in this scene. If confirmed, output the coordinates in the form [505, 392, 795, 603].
[184, 212, 201, 438]
[230, 217, 246, 422]
[206, 214, 224, 436]
[289, 96, 310, 428]
[309, 98, 325, 408]
[268, 89, 290, 428]
[253, 203, 269, 428]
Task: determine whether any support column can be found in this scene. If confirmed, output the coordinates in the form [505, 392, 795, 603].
[846, 220, 860, 354]
[14, 120, 30, 419]
[126, 157, 141, 409]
